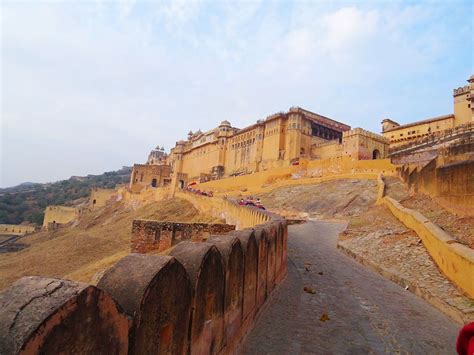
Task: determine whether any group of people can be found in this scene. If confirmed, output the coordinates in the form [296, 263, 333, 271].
[185, 186, 213, 197]
[238, 196, 265, 210]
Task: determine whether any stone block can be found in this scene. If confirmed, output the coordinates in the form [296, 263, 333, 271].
[207, 235, 244, 349]
[0, 276, 129, 355]
[170, 242, 225, 354]
[97, 254, 192, 355]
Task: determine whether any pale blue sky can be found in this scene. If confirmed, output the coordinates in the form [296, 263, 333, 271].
[1, 0, 472, 187]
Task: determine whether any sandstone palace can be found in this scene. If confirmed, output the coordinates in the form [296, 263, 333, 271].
[128, 75, 473, 193]
[131, 107, 388, 190]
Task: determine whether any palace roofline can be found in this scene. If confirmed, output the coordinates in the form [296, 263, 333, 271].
[383, 114, 455, 133]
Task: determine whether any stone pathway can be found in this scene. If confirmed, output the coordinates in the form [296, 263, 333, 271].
[242, 221, 460, 354]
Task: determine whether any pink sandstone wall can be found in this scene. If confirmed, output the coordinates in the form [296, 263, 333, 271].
[0, 200, 288, 354]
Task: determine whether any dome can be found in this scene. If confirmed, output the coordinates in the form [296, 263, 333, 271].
[219, 120, 231, 127]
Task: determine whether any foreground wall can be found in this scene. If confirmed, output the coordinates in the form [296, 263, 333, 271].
[0, 196, 287, 354]
[377, 176, 474, 298]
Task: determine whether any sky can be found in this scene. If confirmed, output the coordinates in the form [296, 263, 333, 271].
[1, 0, 472, 187]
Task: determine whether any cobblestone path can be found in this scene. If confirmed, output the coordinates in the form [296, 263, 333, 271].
[242, 221, 460, 354]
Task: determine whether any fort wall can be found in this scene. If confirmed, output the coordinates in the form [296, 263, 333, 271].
[399, 141, 474, 216]
[1, 194, 287, 354]
[42, 205, 80, 230]
[0, 224, 36, 236]
[131, 220, 236, 253]
[90, 187, 117, 209]
[377, 176, 474, 298]
[194, 157, 397, 195]
[130, 164, 172, 190]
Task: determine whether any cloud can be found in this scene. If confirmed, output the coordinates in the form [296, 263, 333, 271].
[0, 0, 472, 187]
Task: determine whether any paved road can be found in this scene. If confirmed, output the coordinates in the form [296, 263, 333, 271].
[242, 221, 460, 354]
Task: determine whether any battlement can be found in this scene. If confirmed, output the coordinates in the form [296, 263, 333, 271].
[343, 128, 389, 143]
[0, 224, 36, 236]
[453, 85, 470, 96]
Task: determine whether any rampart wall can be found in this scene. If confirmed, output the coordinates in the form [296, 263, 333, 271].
[195, 156, 397, 195]
[42, 205, 80, 230]
[0, 194, 287, 354]
[0, 224, 36, 236]
[400, 142, 474, 216]
[131, 220, 236, 253]
[377, 176, 474, 298]
[90, 188, 117, 209]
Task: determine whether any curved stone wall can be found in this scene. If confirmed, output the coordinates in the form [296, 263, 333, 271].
[0, 198, 287, 354]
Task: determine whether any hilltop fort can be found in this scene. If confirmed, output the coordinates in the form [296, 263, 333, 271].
[0, 75, 473, 354]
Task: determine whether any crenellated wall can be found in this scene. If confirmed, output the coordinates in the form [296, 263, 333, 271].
[0, 195, 287, 354]
[0, 224, 36, 236]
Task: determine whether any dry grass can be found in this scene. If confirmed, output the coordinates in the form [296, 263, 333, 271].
[0, 198, 221, 290]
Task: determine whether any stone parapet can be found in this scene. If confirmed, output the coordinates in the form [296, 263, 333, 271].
[0, 193, 287, 354]
[343, 127, 389, 143]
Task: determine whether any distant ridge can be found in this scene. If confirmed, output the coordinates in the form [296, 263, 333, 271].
[0, 167, 132, 225]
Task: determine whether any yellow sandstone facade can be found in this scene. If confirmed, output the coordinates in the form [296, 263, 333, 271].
[381, 75, 474, 147]
[129, 106, 389, 189]
[0, 224, 36, 236]
[42, 206, 81, 230]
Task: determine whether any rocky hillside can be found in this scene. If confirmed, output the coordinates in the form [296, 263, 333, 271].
[255, 179, 378, 219]
[0, 167, 131, 225]
[0, 197, 222, 290]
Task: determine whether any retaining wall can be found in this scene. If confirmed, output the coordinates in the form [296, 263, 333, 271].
[0, 196, 287, 354]
[399, 141, 474, 216]
[196, 156, 397, 195]
[377, 176, 474, 298]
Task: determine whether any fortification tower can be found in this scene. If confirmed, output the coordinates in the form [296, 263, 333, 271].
[285, 108, 303, 162]
[170, 140, 186, 196]
[453, 75, 474, 126]
[217, 121, 232, 165]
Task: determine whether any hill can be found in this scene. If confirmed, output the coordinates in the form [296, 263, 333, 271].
[0, 167, 132, 225]
[0, 197, 222, 290]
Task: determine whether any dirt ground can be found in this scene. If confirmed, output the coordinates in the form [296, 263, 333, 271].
[0, 198, 221, 290]
[255, 179, 378, 219]
[384, 176, 474, 248]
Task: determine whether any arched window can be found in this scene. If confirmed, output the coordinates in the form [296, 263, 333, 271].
[151, 178, 157, 187]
